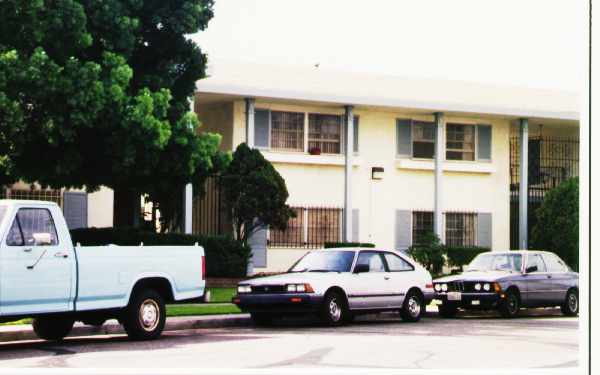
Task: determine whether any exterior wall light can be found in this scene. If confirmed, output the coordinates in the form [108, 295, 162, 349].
[371, 167, 384, 180]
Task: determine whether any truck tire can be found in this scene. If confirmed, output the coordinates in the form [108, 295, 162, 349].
[122, 289, 166, 340]
[33, 316, 74, 341]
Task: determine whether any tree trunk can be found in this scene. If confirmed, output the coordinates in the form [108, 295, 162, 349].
[113, 188, 140, 228]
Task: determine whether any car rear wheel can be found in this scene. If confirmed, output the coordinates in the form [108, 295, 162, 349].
[400, 290, 424, 322]
[438, 303, 458, 318]
[122, 289, 166, 340]
[561, 289, 578, 316]
[499, 289, 520, 318]
[33, 316, 74, 341]
[320, 291, 349, 326]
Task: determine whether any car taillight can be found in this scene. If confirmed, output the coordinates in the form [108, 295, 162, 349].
[201, 255, 206, 281]
[426, 283, 433, 289]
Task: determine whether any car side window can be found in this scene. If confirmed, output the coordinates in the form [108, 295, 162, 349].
[6, 208, 58, 246]
[383, 253, 414, 271]
[356, 252, 386, 272]
[543, 253, 567, 273]
[526, 254, 547, 273]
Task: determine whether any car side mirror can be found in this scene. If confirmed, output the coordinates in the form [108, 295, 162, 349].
[354, 264, 370, 273]
[32, 233, 52, 246]
[525, 265, 538, 273]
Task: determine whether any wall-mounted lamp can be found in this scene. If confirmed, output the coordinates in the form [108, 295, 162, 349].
[371, 167, 384, 180]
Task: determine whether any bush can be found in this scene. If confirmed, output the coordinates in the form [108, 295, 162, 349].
[70, 228, 251, 278]
[406, 232, 445, 276]
[324, 242, 376, 249]
[444, 246, 489, 270]
[531, 178, 579, 271]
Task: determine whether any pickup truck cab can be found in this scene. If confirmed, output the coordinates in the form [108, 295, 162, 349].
[0, 200, 206, 340]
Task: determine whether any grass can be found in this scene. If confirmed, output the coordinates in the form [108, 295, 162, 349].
[207, 287, 236, 303]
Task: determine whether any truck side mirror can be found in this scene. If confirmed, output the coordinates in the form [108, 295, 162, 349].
[32, 232, 52, 246]
[525, 265, 538, 273]
[354, 264, 370, 273]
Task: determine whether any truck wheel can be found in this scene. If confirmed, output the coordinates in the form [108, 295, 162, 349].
[320, 291, 349, 326]
[33, 316, 74, 341]
[499, 289, 520, 318]
[400, 290, 424, 322]
[122, 289, 166, 340]
[438, 303, 458, 318]
[561, 289, 579, 316]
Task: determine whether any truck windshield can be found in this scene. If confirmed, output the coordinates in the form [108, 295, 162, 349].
[466, 253, 523, 273]
[289, 251, 356, 273]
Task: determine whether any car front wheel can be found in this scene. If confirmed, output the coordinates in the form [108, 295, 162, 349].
[320, 291, 349, 326]
[499, 290, 520, 318]
[400, 290, 424, 322]
[561, 289, 578, 316]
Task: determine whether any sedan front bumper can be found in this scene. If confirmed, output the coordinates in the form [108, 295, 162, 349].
[232, 293, 324, 314]
[434, 292, 503, 309]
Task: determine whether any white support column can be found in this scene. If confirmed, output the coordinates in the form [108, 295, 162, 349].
[183, 96, 195, 234]
[519, 118, 529, 249]
[245, 98, 256, 147]
[344, 105, 354, 242]
[434, 112, 445, 241]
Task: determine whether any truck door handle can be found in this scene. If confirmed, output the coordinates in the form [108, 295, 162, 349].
[23, 248, 33, 253]
[54, 252, 69, 258]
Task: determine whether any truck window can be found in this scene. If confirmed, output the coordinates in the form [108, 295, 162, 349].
[6, 208, 59, 246]
[0, 206, 6, 224]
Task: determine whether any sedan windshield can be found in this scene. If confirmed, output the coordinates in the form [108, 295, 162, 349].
[466, 253, 523, 273]
[289, 251, 356, 273]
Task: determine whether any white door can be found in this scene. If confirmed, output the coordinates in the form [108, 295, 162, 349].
[0, 207, 73, 315]
[346, 251, 390, 310]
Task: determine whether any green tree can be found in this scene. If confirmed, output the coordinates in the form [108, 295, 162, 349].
[220, 143, 295, 245]
[407, 232, 445, 276]
[0, 0, 224, 229]
[531, 178, 579, 271]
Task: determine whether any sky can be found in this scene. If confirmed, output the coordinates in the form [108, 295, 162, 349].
[191, 0, 587, 92]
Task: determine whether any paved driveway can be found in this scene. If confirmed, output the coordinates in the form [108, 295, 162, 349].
[0, 309, 578, 371]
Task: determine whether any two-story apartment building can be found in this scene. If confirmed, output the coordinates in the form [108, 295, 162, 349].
[191, 62, 579, 273]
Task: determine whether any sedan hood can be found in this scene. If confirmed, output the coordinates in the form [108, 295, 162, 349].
[239, 272, 340, 285]
[434, 271, 517, 283]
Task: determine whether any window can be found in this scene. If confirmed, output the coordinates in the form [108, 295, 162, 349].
[445, 212, 476, 246]
[384, 253, 414, 271]
[412, 121, 435, 158]
[542, 253, 567, 272]
[526, 253, 547, 272]
[270, 111, 305, 151]
[6, 208, 59, 246]
[269, 207, 342, 248]
[412, 211, 434, 245]
[309, 114, 343, 154]
[355, 252, 386, 272]
[446, 124, 475, 161]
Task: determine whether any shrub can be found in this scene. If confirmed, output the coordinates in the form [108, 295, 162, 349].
[70, 228, 251, 278]
[406, 232, 445, 276]
[531, 178, 579, 271]
[324, 242, 376, 249]
[444, 246, 489, 271]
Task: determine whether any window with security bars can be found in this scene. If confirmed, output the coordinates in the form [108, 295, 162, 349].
[446, 124, 475, 161]
[270, 111, 305, 151]
[445, 212, 476, 246]
[308, 114, 343, 154]
[412, 121, 435, 158]
[2, 188, 62, 207]
[412, 211, 434, 245]
[268, 207, 342, 248]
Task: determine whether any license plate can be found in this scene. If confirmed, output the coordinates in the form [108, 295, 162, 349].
[447, 292, 462, 301]
[471, 300, 480, 306]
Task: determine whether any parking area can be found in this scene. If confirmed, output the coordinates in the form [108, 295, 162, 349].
[0, 308, 578, 370]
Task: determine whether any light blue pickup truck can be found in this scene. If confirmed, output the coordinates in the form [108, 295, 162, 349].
[0, 200, 206, 341]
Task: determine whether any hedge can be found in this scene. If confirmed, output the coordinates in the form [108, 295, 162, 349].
[324, 242, 376, 249]
[70, 228, 251, 278]
[444, 246, 489, 270]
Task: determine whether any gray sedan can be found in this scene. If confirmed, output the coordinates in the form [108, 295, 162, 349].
[433, 250, 578, 318]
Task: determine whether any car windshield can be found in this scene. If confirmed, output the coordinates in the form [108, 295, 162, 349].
[289, 251, 356, 273]
[466, 253, 523, 272]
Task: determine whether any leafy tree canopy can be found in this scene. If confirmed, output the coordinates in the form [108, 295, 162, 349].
[220, 143, 295, 245]
[531, 178, 579, 271]
[0, 0, 226, 228]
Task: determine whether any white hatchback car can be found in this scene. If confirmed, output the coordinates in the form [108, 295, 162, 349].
[233, 248, 434, 326]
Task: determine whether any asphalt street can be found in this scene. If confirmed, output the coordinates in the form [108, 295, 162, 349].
[0, 308, 578, 371]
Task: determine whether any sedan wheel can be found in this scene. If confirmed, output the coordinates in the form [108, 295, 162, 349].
[499, 290, 520, 318]
[320, 291, 348, 326]
[561, 289, 578, 316]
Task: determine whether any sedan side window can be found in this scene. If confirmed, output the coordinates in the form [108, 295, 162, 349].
[526, 254, 547, 273]
[543, 253, 567, 273]
[356, 252, 386, 272]
[384, 253, 414, 271]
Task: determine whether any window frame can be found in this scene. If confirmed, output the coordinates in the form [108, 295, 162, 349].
[354, 250, 388, 273]
[446, 123, 476, 161]
[445, 212, 477, 247]
[5, 207, 60, 247]
[525, 253, 548, 273]
[382, 251, 415, 272]
[412, 211, 434, 246]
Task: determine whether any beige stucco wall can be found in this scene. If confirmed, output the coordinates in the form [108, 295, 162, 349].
[87, 186, 114, 228]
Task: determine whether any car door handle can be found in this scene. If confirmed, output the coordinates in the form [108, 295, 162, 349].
[547, 275, 552, 279]
[54, 252, 69, 258]
[384, 276, 390, 280]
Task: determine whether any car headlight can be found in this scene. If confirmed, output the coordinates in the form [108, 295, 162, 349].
[237, 285, 252, 294]
[474, 283, 481, 291]
[483, 283, 491, 291]
[286, 283, 314, 293]
[434, 284, 441, 292]
[441, 283, 448, 292]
